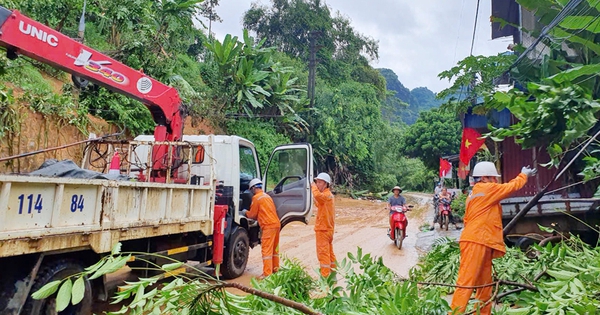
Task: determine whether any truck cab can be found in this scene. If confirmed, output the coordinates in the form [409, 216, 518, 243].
[133, 135, 314, 278]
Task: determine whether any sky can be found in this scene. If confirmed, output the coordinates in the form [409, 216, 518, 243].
[200, 0, 514, 93]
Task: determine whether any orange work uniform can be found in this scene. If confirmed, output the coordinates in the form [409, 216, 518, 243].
[450, 173, 527, 314]
[311, 184, 336, 277]
[245, 189, 281, 276]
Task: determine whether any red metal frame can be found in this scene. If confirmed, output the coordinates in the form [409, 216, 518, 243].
[0, 7, 184, 174]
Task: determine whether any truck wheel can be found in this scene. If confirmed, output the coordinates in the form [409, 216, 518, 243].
[22, 259, 92, 315]
[221, 228, 249, 279]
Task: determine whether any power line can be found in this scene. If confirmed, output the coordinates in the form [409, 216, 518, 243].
[506, 0, 584, 73]
[470, 0, 481, 56]
[452, 0, 468, 64]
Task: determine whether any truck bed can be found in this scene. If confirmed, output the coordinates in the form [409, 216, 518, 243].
[0, 175, 215, 257]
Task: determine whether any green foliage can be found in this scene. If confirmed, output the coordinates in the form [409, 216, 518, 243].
[409, 237, 460, 293]
[243, 0, 378, 64]
[437, 54, 516, 114]
[226, 119, 292, 168]
[450, 193, 467, 218]
[310, 82, 384, 188]
[41, 244, 453, 314]
[0, 58, 89, 132]
[410, 234, 600, 314]
[401, 109, 462, 170]
[203, 30, 307, 131]
[495, 236, 600, 314]
[488, 82, 600, 167]
[439, 0, 600, 184]
[0, 87, 18, 139]
[80, 89, 154, 135]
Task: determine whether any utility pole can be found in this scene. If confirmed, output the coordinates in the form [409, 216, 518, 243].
[307, 31, 322, 108]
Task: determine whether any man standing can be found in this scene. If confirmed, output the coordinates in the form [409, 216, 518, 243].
[450, 162, 536, 314]
[311, 172, 336, 278]
[243, 178, 281, 279]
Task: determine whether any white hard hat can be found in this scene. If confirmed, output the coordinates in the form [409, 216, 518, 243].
[249, 178, 263, 189]
[315, 172, 331, 184]
[472, 161, 501, 177]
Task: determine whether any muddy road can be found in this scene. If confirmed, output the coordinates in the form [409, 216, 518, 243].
[237, 192, 461, 284]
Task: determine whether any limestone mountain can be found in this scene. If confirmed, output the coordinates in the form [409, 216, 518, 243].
[378, 68, 442, 125]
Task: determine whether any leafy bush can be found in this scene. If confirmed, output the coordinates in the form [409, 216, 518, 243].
[450, 193, 467, 219]
[409, 233, 600, 314]
[226, 119, 292, 168]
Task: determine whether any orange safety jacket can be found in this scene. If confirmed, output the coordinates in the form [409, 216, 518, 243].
[459, 173, 527, 258]
[312, 185, 335, 231]
[246, 190, 281, 230]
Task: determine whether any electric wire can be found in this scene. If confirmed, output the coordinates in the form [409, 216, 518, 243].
[507, 0, 585, 73]
[452, 0, 468, 64]
[469, 0, 481, 56]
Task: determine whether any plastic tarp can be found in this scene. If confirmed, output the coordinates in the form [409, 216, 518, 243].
[28, 159, 128, 180]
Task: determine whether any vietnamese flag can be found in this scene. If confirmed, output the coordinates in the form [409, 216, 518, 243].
[458, 160, 469, 179]
[459, 128, 485, 164]
[439, 158, 452, 178]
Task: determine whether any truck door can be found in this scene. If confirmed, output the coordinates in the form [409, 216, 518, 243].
[263, 144, 313, 228]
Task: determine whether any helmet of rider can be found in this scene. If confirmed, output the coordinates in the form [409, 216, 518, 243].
[315, 173, 331, 185]
[472, 161, 501, 177]
[249, 178, 263, 189]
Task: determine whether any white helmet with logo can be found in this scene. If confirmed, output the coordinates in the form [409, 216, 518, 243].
[472, 161, 501, 177]
[249, 178, 263, 189]
[315, 172, 331, 184]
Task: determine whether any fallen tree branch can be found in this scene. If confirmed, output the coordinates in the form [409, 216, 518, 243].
[496, 269, 546, 301]
[465, 281, 501, 315]
[218, 282, 324, 315]
[417, 281, 498, 289]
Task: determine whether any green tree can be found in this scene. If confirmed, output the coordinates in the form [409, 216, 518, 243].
[436, 53, 516, 114]
[310, 82, 384, 187]
[243, 0, 380, 91]
[202, 30, 307, 131]
[401, 109, 462, 170]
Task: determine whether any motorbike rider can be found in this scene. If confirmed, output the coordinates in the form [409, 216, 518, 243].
[438, 187, 461, 230]
[434, 183, 443, 196]
[387, 186, 406, 215]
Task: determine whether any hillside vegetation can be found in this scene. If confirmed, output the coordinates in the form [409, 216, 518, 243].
[0, 0, 460, 192]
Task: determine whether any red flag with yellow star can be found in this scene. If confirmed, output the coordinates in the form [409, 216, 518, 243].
[459, 128, 485, 164]
[439, 158, 452, 178]
[458, 160, 469, 179]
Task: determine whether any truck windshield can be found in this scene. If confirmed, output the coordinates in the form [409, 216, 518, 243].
[239, 146, 258, 181]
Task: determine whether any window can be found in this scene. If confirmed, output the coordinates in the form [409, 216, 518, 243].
[239, 146, 258, 181]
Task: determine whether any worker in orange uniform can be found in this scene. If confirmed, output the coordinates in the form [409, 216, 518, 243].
[242, 178, 281, 279]
[311, 172, 337, 278]
[450, 162, 536, 314]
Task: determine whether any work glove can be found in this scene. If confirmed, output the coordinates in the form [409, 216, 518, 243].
[241, 209, 248, 216]
[521, 166, 538, 177]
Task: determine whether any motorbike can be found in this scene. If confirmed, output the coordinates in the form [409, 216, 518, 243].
[388, 204, 413, 249]
[438, 198, 452, 231]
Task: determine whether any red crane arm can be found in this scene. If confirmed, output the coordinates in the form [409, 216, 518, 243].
[0, 7, 183, 142]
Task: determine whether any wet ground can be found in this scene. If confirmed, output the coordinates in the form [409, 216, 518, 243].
[94, 192, 462, 311]
[238, 192, 463, 285]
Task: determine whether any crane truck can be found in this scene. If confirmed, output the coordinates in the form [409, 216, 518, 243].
[0, 6, 314, 315]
